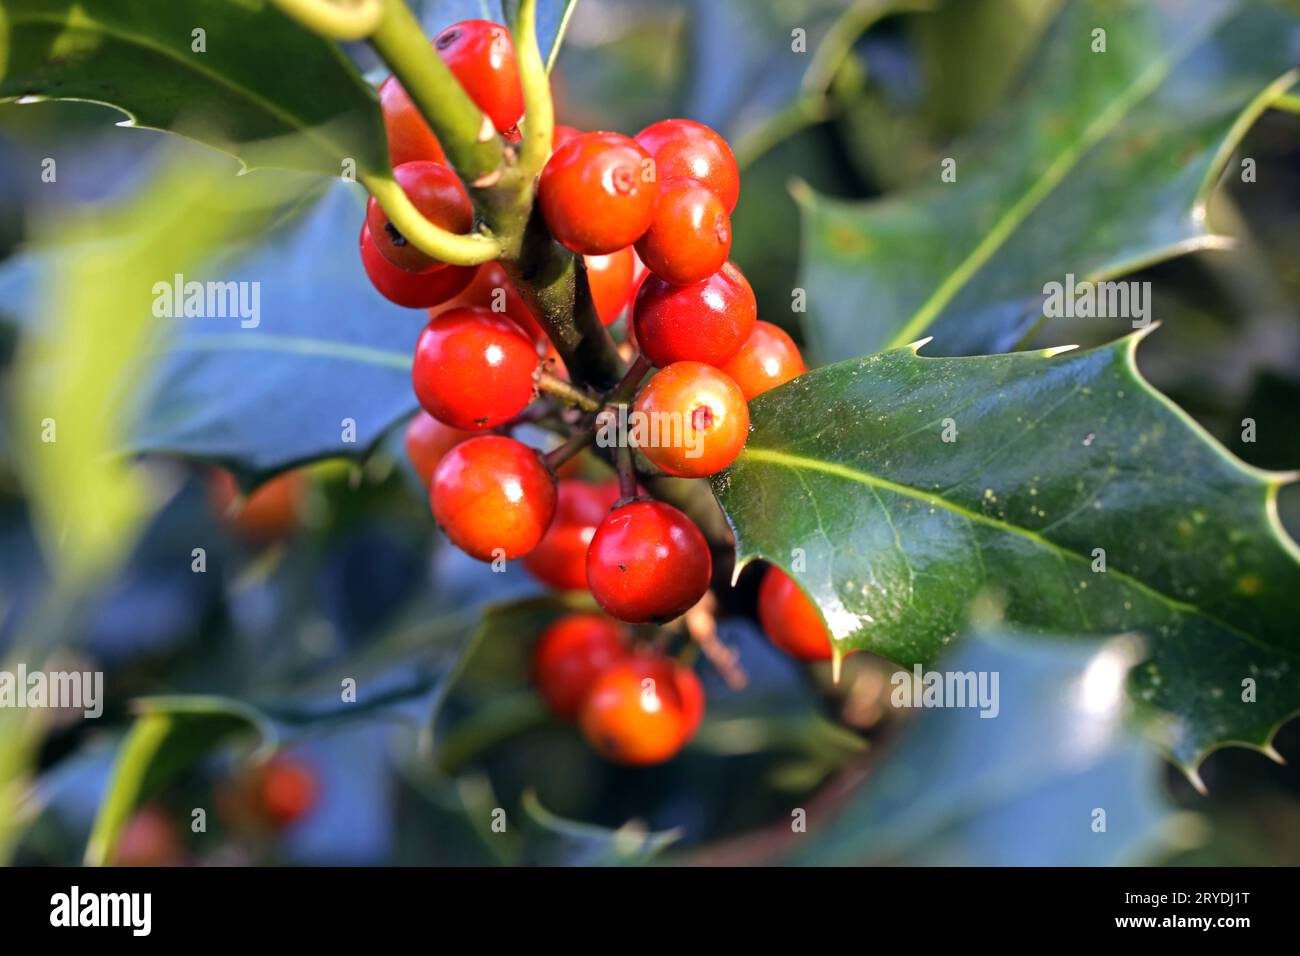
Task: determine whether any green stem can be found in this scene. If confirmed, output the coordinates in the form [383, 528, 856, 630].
[513, 0, 554, 180]
[361, 173, 504, 264]
[369, 0, 503, 189]
[1272, 92, 1300, 115]
[272, 0, 383, 39]
[503, 218, 627, 390]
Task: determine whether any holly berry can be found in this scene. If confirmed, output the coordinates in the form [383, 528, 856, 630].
[635, 178, 732, 286]
[365, 160, 473, 273]
[720, 320, 808, 400]
[405, 411, 472, 486]
[758, 567, 832, 661]
[633, 260, 756, 367]
[434, 20, 526, 136]
[539, 132, 660, 255]
[635, 118, 740, 213]
[585, 247, 637, 325]
[580, 653, 704, 765]
[256, 755, 318, 828]
[431, 435, 557, 560]
[379, 75, 448, 167]
[587, 500, 711, 623]
[531, 613, 629, 720]
[360, 224, 476, 308]
[435, 261, 549, 344]
[633, 362, 749, 477]
[522, 479, 620, 590]
[412, 306, 539, 429]
[210, 468, 306, 541]
[553, 124, 583, 149]
[113, 805, 184, 867]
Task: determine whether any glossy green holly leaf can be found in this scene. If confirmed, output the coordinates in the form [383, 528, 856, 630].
[713, 333, 1300, 769]
[799, 0, 1300, 361]
[84, 695, 276, 866]
[0, 0, 387, 175]
[785, 630, 1172, 865]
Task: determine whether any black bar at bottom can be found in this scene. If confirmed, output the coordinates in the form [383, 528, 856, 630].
[0, 866, 1284, 941]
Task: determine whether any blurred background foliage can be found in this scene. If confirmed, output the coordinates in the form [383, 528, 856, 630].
[0, 0, 1297, 865]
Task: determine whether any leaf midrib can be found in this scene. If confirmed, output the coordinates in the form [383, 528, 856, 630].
[158, 333, 412, 369]
[741, 445, 1284, 656]
[883, 11, 1223, 349]
[12, 10, 371, 168]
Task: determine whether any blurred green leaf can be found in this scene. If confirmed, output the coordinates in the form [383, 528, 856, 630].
[912, 0, 1064, 137]
[798, 0, 1300, 361]
[784, 631, 1172, 865]
[0, 0, 387, 175]
[714, 333, 1300, 768]
[518, 789, 681, 865]
[85, 694, 275, 866]
[684, 0, 924, 165]
[126, 182, 423, 485]
[425, 595, 590, 773]
[13, 149, 291, 584]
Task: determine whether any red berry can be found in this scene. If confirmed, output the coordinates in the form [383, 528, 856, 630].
[434, 20, 525, 136]
[539, 132, 659, 255]
[532, 613, 629, 720]
[580, 653, 704, 765]
[635, 118, 740, 213]
[721, 320, 808, 400]
[113, 805, 184, 867]
[412, 306, 538, 429]
[758, 567, 832, 661]
[633, 261, 756, 367]
[585, 247, 637, 325]
[434, 261, 550, 346]
[379, 75, 448, 167]
[360, 224, 476, 308]
[635, 178, 731, 286]
[210, 469, 306, 541]
[405, 411, 472, 486]
[553, 124, 583, 149]
[430, 435, 557, 560]
[587, 501, 711, 623]
[365, 161, 473, 273]
[522, 479, 620, 590]
[633, 362, 748, 477]
[257, 756, 318, 828]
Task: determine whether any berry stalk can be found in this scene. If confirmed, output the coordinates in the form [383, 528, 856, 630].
[512, 0, 555, 179]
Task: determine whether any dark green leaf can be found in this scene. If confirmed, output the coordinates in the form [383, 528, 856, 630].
[785, 630, 1172, 865]
[713, 333, 1300, 768]
[0, 0, 387, 175]
[799, 0, 1300, 361]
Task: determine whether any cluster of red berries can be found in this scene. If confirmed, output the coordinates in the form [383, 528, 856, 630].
[532, 613, 703, 765]
[358, 19, 827, 764]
